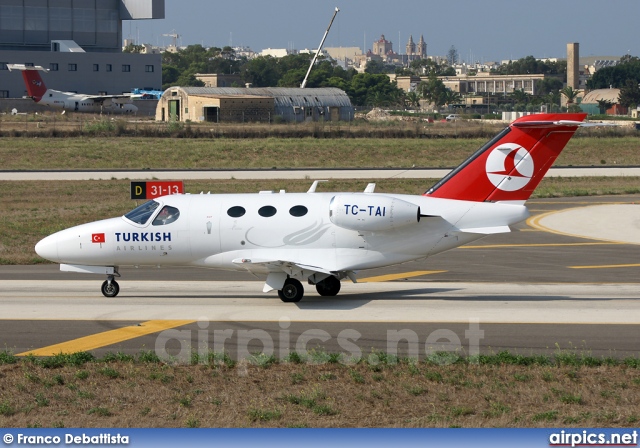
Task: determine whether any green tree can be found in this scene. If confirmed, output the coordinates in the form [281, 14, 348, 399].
[596, 99, 614, 114]
[241, 56, 280, 87]
[364, 60, 396, 74]
[123, 44, 144, 54]
[409, 58, 456, 76]
[560, 86, 581, 110]
[510, 89, 531, 105]
[418, 75, 448, 108]
[495, 56, 566, 76]
[442, 89, 461, 107]
[535, 78, 564, 96]
[618, 78, 640, 108]
[327, 73, 402, 107]
[587, 55, 640, 90]
[447, 46, 458, 66]
[406, 91, 421, 109]
[161, 66, 180, 89]
[161, 44, 245, 89]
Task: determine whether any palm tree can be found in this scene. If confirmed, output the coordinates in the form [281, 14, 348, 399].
[406, 91, 421, 110]
[560, 86, 581, 112]
[509, 89, 531, 105]
[443, 89, 461, 108]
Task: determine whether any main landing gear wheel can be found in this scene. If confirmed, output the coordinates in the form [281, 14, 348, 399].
[315, 276, 341, 297]
[278, 278, 304, 303]
[101, 279, 120, 298]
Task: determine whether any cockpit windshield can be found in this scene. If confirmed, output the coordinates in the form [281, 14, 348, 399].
[152, 206, 180, 226]
[124, 200, 160, 225]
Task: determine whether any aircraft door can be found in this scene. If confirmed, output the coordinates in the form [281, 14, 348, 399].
[169, 100, 180, 121]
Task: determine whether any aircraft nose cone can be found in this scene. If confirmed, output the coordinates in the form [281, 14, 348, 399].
[35, 234, 59, 262]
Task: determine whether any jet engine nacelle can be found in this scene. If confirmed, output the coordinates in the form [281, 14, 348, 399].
[329, 194, 421, 232]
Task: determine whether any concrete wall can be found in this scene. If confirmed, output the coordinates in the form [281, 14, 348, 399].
[156, 93, 274, 122]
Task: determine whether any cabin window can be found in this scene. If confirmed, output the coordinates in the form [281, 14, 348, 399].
[289, 205, 308, 217]
[152, 206, 180, 226]
[124, 200, 160, 225]
[258, 206, 277, 217]
[227, 206, 246, 218]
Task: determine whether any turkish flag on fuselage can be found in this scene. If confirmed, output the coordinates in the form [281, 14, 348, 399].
[91, 233, 105, 243]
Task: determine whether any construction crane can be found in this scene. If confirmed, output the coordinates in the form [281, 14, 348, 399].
[300, 7, 339, 89]
[162, 30, 180, 48]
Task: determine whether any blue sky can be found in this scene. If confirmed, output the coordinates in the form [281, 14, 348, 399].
[127, 0, 640, 62]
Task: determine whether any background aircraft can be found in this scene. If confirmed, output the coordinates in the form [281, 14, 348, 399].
[8, 64, 137, 114]
[35, 114, 588, 302]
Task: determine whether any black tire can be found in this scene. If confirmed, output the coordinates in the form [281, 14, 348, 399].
[101, 279, 120, 298]
[315, 276, 341, 296]
[278, 278, 304, 303]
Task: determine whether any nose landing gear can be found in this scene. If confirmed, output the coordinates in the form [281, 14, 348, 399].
[101, 270, 121, 297]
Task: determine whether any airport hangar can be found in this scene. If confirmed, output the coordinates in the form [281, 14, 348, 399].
[0, 0, 163, 103]
[156, 86, 354, 123]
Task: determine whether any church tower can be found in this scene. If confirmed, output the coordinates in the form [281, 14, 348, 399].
[417, 35, 427, 58]
[406, 35, 416, 58]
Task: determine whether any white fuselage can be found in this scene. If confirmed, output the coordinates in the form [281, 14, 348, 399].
[37, 89, 137, 113]
[35, 192, 529, 276]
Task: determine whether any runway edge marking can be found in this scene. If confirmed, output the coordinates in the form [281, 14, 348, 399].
[16, 320, 195, 357]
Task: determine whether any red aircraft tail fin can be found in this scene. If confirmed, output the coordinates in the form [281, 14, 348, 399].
[16, 66, 48, 101]
[424, 113, 587, 202]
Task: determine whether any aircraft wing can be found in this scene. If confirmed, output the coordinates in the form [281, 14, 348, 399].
[232, 257, 333, 275]
[232, 257, 336, 292]
[83, 94, 134, 104]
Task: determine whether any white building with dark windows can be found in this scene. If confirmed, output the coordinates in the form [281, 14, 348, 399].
[0, 0, 163, 99]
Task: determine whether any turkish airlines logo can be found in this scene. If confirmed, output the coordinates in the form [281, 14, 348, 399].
[31, 80, 42, 87]
[92, 233, 105, 243]
[485, 143, 534, 191]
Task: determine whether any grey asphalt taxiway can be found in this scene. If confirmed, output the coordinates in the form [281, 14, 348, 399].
[1, 194, 639, 359]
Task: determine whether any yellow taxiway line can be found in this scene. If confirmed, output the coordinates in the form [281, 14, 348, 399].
[17, 320, 194, 357]
[569, 263, 640, 270]
[460, 242, 622, 249]
[528, 208, 634, 245]
[358, 270, 446, 283]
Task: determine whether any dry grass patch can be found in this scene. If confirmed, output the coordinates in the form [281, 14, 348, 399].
[0, 350, 639, 428]
[1, 129, 640, 170]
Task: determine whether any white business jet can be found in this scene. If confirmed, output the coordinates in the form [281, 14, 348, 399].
[35, 113, 588, 302]
[8, 64, 137, 114]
